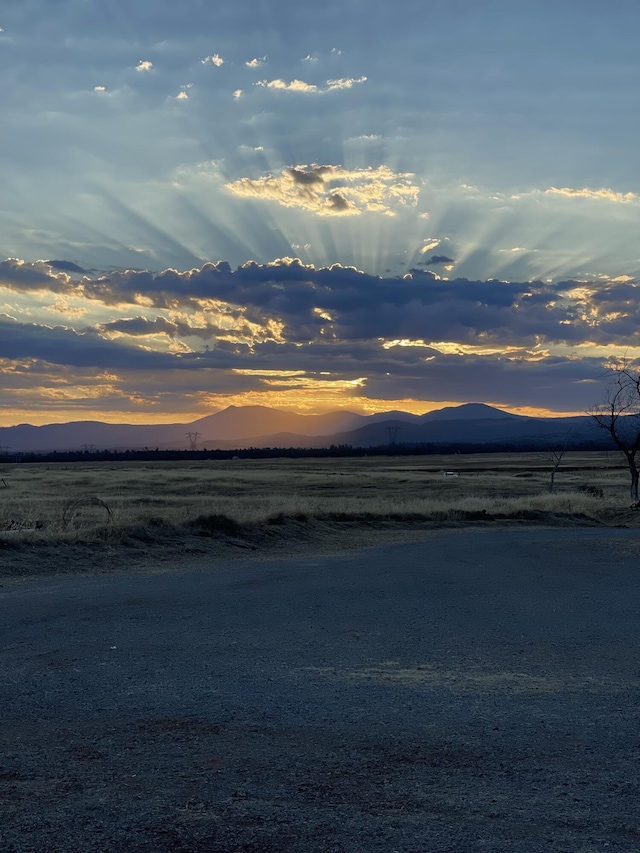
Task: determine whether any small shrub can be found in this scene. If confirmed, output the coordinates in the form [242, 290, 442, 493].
[577, 484, 604, 499]
[188, 514, 242, 536]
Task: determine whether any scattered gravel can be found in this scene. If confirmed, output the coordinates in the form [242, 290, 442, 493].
[2, 527, 640, 851]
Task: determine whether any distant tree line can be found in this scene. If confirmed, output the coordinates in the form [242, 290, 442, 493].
[0, 437, 614, 464]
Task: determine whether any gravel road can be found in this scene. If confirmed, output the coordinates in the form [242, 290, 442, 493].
[2, 527, 640, 852]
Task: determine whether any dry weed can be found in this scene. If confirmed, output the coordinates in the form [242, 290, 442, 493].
[0, 452, 632, 546]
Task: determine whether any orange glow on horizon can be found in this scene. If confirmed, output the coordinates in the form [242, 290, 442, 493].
[0, 397, 590, 428]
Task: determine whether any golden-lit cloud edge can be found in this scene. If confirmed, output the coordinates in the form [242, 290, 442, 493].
[226, 164, 419, 217]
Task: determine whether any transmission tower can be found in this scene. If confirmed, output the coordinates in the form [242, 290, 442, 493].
[81, 444, 97, 453]
[186, 431, 201, 451]
[386, 426, 401, 446]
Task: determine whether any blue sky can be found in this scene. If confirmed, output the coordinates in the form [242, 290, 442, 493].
[1, 0, 639, 424]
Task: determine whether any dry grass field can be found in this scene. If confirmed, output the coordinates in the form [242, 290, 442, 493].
[0, 452, 637, 558]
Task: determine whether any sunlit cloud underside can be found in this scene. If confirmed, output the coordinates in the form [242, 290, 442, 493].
[0, 254, 637, 424]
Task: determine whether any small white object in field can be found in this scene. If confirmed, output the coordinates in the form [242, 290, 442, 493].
[443, 471, 459, 477]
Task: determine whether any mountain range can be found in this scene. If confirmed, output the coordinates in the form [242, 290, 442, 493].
[0, 403, 606, 452]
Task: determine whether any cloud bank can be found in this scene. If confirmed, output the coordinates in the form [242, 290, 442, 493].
[0, 256, 635, 421]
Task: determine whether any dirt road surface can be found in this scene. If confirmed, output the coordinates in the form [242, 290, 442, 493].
[2, 527, 640, 852]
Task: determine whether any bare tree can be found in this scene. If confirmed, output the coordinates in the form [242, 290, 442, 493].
[591, 366, 640, 501]
[539, 431, 573, 493]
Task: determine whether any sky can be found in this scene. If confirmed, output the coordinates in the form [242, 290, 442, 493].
[1, 0, 640, 426]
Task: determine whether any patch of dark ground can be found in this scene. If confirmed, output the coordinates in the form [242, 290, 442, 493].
[0, 509, 629, 581]
[2, 715, 639, 852]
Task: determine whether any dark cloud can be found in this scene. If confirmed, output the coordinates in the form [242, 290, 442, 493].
[288, 167, 328, 185]
[327, 192, 350, 211]
[423, 255, 455, 265]
[99, 316, 180, 337]
[46, 260, 87, 273]
[0, 259, 70, 291]
[4, 259, 640, 349]
[588, 281, 639, 306]
[357, 352, 611, 411]
[0, 310, 614, 413]
[98, 314, 255, 341]
[0, 316, 179, 371]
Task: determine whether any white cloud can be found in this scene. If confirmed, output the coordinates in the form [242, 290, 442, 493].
[226, 164, 419, 218]
[136, 60, 153, 72]
[256, 78, 319, 93]
[233, 89, 243, 99]
[255, 76, 366, 94]
[420, 239, 441, 254]
[245, 56, 267, 68]
[545, 186, 638, 203]
[201, 54, 224, 67]
[176, 91, 189, 100]
[302, 54, 318, 62]
[326, 76, 367, 90]
[94, 85, 106, 93]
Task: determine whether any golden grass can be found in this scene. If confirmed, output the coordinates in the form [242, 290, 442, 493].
[0, 452, 634, 546]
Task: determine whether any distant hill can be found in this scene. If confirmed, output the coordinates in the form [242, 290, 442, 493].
[206, 411, 602, 450]
[0, 403, 604, 453]
[420, 403, 523, 422]
[189, 406, 365, 440]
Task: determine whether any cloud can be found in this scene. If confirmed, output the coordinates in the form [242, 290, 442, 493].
[255, 76, 366, 94]
[545, 186, 638, 204]
[256, 78, 319, 93]
[0, 258, 73, 291]
[46, 260, 87, 274]
[4, 257, 640, 363]
[99, 316, 181, 338]
[176, 90, 189, 100]
[0, 315, 177, 371]
[233, 89, 243, 99]
[423, 255, 455, 265]
[245, 56, 267, 68]
[326, 76, 367, 90]
[201, 54, 224, 67]
[0, 312, 612, 416]
[226, 164, 420, 217]
[420, 239, 441, 255]
[4, 257, 637, 417]
[135, 60, 153, 72]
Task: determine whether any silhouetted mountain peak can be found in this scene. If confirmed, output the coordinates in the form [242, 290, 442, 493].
[422, 403, 520, 422]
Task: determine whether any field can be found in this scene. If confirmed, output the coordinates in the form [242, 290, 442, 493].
[1, 452, 638, 571]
